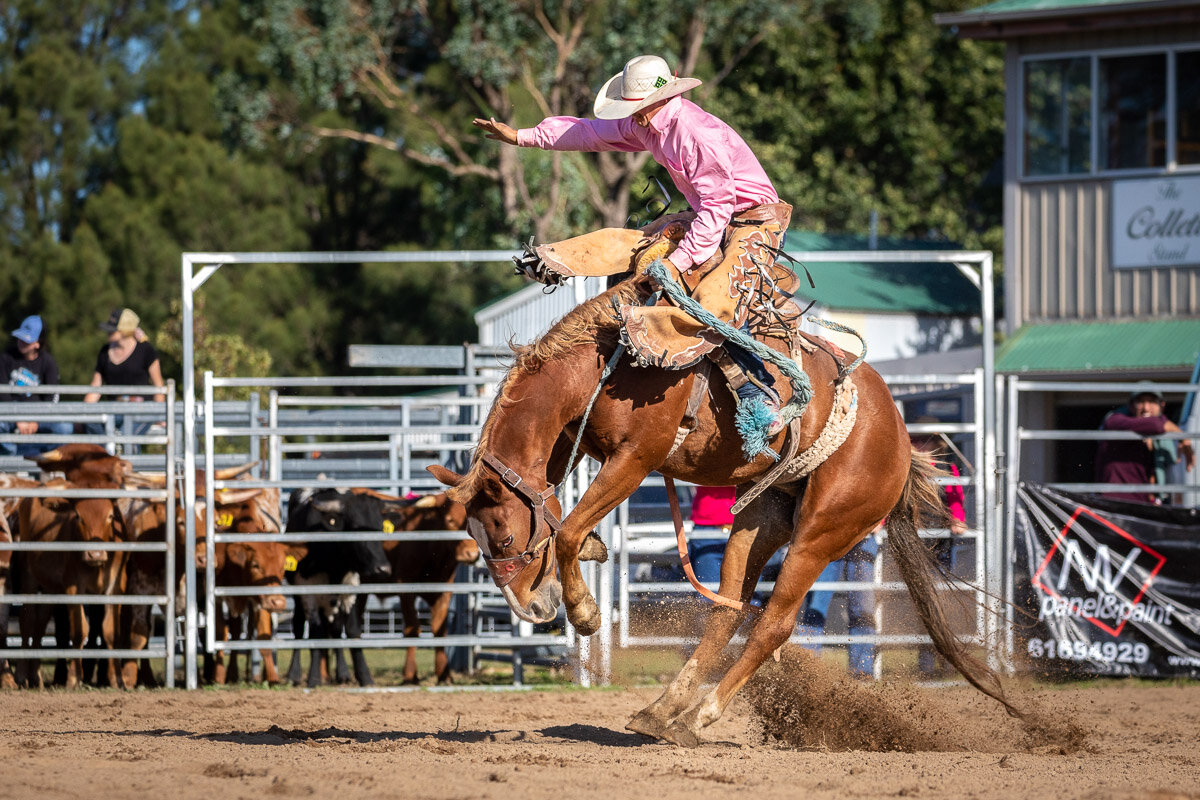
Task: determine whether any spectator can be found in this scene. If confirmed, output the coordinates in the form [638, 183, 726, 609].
[84, 308, 164, 445]
[796, 535, 880, 679]
[910, 416, 968, 677]
[1096, 385, 1195, 504]
[0, 315, 72, 456]
[84, 307, 164, 404]
[687, 485, 735, 586]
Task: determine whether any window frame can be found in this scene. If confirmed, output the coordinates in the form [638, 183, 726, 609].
[1019, 44, 1200, 181]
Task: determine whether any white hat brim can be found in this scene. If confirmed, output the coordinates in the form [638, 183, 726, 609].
[593, 72, 702, 120]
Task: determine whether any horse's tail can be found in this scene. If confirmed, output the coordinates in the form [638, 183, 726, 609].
[889, 449, 1024, 718]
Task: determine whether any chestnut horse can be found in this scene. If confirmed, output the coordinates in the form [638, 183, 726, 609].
[431, 276, 1018, 746]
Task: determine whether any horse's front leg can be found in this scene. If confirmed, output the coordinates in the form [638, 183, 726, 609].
[628, 488, 794, 740]
[555, 454, 650, 636]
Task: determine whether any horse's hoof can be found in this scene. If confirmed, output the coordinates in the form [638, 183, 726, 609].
[625, 710, 669, 740]
[568, 595, 602, 636]
[578, 531, 609, 563]
[660, 718, 702, 748]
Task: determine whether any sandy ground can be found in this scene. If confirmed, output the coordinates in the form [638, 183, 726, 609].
[1, 667, 1198, 800]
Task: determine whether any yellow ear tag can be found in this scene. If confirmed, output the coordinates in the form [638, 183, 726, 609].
[216, 512, 234, 528]
[382, 519, 395, 533]
[284, 554, 298, 572]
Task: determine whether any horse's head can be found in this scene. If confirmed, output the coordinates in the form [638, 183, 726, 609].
[429, 463, 563, 624]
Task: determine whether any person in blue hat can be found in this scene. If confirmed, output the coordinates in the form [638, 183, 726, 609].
[0, 315, 72, 456]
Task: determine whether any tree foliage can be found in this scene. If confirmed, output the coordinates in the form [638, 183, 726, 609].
[0, 0, 1004, 388]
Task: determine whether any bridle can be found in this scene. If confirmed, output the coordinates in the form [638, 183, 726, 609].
[472, 452, 563, 588]
[468, 328, 625, 590]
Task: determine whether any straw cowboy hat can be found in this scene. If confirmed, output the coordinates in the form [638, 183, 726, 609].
[593, 55, 702, 120]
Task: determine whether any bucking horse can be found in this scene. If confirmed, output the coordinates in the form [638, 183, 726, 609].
[431, 223, 1021, 746]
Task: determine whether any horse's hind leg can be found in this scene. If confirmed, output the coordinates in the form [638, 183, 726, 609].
[627, 489, 793, 740]
[660, 476, 899, 747]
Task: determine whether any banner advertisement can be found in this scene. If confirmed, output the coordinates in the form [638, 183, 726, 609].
[1015, 483, 1200, 678]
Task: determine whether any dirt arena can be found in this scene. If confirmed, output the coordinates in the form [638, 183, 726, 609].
[2, 652, 1197, 800]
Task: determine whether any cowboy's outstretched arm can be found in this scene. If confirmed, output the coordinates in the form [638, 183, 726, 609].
[473, 118, 519, 145]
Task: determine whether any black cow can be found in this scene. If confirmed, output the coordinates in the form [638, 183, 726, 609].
[283, 488, 392, 687]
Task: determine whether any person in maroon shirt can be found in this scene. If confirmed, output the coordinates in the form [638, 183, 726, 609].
[1095, 386, 1195, 503]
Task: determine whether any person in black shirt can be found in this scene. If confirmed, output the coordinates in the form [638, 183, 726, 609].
[84, 307, 165, 403]
[84, 308, 165, 446]
[0, 315, 72, 456]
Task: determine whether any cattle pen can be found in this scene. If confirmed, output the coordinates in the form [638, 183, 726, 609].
[1, 248, 1196, 696]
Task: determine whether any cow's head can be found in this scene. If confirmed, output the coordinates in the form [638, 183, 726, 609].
[46, 477, 126, 566]
[224, 540, 289, 612]
[288, 489, 392, 582]
[30, 445, 132, 485]
[382, 492, 479, 565]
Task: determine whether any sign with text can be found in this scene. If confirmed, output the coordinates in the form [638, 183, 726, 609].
[1112, 175, 1200, 269]
[1015, 484, 1200, 678]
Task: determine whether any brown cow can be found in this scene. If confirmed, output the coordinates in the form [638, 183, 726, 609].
[29, 447, 283, 688]
[119, 469, 288, 687]
[32, 446, 173, 688]
[207, 486, 295, 685]
[23, 447, 141, 687]
[120, 482, 282, 687]
[15, 474, 129, 688]
[377, 491, 477, 684]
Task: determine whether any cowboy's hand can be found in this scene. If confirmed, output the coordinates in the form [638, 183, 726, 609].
[473, 118, 518, 146]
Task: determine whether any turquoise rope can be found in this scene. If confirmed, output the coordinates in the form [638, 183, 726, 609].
[644, 261, 813, 424]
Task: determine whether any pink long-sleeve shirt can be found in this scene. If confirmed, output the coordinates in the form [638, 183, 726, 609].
[945, 464, 966, 523]
[517, 97, 779, 270]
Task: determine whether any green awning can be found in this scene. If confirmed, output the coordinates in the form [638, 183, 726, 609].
[996, 319, 1200, 373]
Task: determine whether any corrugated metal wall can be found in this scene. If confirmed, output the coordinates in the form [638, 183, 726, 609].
[1018, 180, 1200, 321]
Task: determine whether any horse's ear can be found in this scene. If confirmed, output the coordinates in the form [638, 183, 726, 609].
[427, 465, 463, 487]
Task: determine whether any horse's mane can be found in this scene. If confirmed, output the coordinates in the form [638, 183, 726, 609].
[453, 279, 644, 501]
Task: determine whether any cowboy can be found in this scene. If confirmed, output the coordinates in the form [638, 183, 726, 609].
[473, 55, 795, 400]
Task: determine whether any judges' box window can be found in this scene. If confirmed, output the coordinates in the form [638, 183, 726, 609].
[1023, 48, 1199, 178]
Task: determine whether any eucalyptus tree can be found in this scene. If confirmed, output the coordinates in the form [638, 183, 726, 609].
[706, 0, 1005, 248]
[244, 0, 793, 243]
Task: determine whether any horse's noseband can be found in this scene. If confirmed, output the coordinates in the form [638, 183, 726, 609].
[473, 453, 563, 588]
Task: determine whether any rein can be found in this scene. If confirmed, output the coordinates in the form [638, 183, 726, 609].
[473, 284, 663, 589]
[663, 476, 760, 615]
[474, 333, 631, 589]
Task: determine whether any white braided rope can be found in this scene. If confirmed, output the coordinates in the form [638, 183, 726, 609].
[780, 377, 858, 480]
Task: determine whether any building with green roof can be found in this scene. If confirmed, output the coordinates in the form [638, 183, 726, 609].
[937, 0, 1200, 486]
